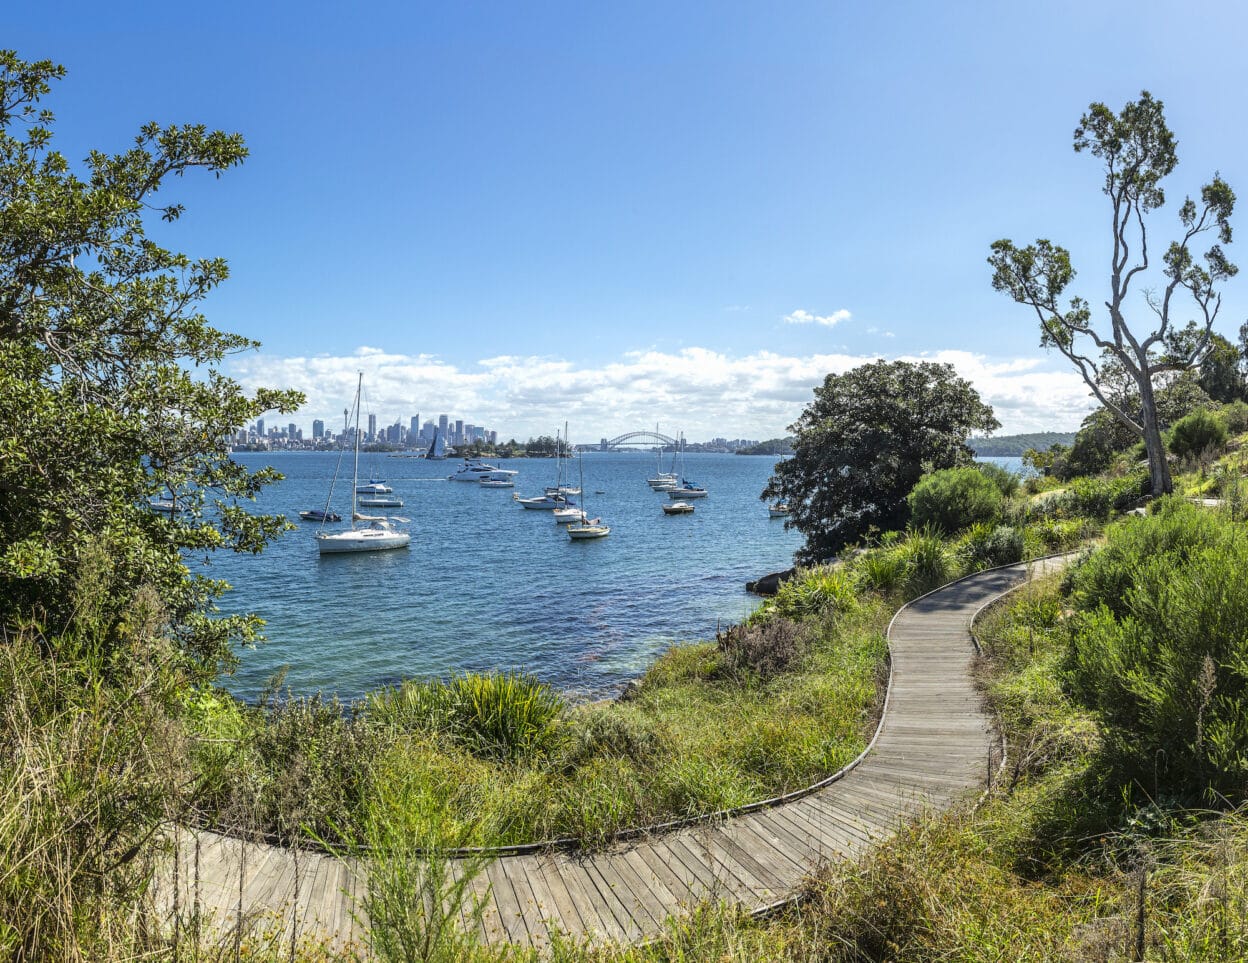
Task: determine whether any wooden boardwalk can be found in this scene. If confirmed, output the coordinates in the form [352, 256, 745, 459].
[158, 558, 1063, 950]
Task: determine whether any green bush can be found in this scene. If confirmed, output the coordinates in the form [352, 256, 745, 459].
[853, 548, 908, 593]
[1170, 407, 1229, 460]
[369, 671, 565, 762]
[896, 524, 952, 590]
[907, 467, 1003, 534]
[1220, 399, 1248, 434]
[959, 523, 1024, 569]
[975, 461, 1021, 497]
[1063, 473, 1148, 519]
[761, 566, 858, 621]
[1064, 500, 1248, 795]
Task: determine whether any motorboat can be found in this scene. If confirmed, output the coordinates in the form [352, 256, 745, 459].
[553, 506, 589, 524]
[359, 494, 404, 508]
[479, 477, 515, 488]
[148, 497, 181, 514]
[449, 459, 519, 483]
[662, 502, 695, 515]
[316, 372, 411, 555]
[514, 492, 571, 510]
[299, 509, 342, 522]
[769, 502, 791, 518]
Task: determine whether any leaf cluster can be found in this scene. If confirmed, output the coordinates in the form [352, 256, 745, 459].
[0, 51, 302, 674]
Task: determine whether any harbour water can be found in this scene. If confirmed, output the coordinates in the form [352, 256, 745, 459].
[207, 452, 803, 702]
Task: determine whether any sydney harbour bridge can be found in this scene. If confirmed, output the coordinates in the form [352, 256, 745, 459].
[599, 430, 679, 451]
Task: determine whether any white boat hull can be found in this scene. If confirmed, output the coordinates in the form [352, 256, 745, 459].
[359, 496, 404, 507]
[567, 524, 610, 539]
[669, 489, 707, 499]
[316, 529, 411, 553]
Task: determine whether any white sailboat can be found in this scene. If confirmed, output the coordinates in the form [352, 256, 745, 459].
[316, 373, 411, 555]
[567, 431, 609, 540]
[646, 424, 678, 488]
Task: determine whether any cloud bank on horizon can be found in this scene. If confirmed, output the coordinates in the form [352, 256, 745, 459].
[227, 346, 1095, 442]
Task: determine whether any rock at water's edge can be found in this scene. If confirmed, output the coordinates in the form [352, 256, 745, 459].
[746, 568, 795, 596]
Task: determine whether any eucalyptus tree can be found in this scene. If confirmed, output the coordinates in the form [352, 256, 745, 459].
[0, 51, 302, 674]
[989, 92, 1237, 495]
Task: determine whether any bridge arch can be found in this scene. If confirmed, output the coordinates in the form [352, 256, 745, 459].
[602, 430, 678, 450]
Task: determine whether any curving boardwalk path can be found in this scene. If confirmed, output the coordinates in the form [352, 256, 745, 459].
[158, 558, 1064, 950]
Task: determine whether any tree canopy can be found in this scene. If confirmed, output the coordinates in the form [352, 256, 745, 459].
[763, 360, 998, 562]
[989, 91, 1238, 496]
[0, 51, 301, 675]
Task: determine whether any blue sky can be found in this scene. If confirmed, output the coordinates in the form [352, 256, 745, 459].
[11, 1, 1248, 440]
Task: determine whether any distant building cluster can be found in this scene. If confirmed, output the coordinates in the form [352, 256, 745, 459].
[232, 412, 499, 451]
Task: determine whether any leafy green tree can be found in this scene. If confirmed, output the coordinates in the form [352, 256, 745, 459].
[1198, 332, 1246, 402]
[763, 360, 998, 561]
[990, 91, 1238, 497]
[1169, 408, 1228, 461]
[0, 51, 301, 675]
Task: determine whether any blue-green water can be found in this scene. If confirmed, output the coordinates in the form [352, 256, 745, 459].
[206, 452, 802, 702]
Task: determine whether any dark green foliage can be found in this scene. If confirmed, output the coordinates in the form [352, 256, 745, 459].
[974, 461, 1021, 497]
[369, 672, 566, 762]
[1221, 399, 1248, 434]
[716, 618, 812, 679]
[1064, 501, 1248, 796]
[960, 523, 1025, 568]
[907, 467, 1004, 534]
[1063, 473, 1149, 519]
[1170, 407, 1230, 460]
[764, 360, 998, 561]
[1199, 333, 1246, 403]
[0, 51, 301, 675]
[1056, 408, 1138, 479]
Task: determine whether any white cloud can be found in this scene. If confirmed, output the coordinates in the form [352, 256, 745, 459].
[226, 345, 1095, 442]
[866, 326, 896, 339]
[783, 308, 852, 327]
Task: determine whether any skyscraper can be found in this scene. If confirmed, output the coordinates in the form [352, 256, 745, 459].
[312, 419, 324, 439]
[438, 414, 448, 439]
[367, 413, 377, 441]
[454, 419, 463, 444]
[410, 415, 419, 437]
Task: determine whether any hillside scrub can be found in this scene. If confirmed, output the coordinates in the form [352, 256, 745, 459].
[1169, 407, 1230, 461]
[1065, 499, 1248, 798]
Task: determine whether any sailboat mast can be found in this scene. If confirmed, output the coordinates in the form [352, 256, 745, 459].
[351, 371, 362, 528]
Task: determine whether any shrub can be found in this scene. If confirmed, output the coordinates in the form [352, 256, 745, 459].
[717, 617, 812, 679]
[369, 671, 565, 762]
[762, 566, 858, 621]
[1170, 407, 1229, 460]
[1221, 398, 1248, 434]
[896, 524, 952, 590]
[907, 466, 1003, 534]
[975, 461, 1021, 497]
[960, 523, 1024, 569]
[853, 547, 908, 592]
[1064, 501, 1248, 795]
[1063, 472, 1148, 519]
[561, 707, 663, 769]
